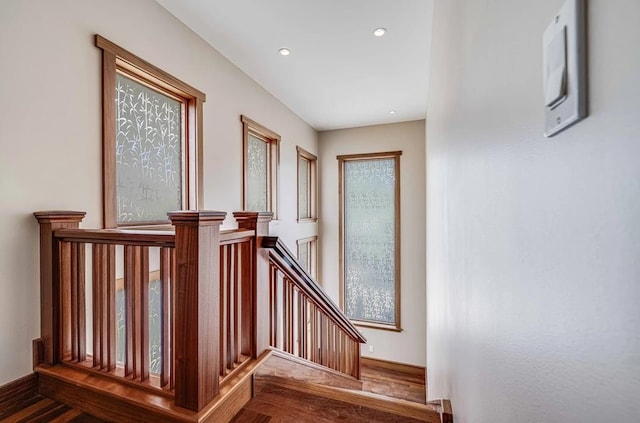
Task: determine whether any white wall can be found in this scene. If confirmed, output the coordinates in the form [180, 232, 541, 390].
[426, 0, 640, 422]
[0, 0, 316, 386]
[319, 120, 426, 366]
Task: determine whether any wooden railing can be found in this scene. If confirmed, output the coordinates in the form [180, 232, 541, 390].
[263, 237, 366, 378]
[33, 210, 364, 416]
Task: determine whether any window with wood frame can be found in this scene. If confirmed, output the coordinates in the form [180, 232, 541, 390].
[241, 115, 280, 217]
[338, 151, 402, 331]
[96, 35, 205, 228]
[297, 146, 317, 222]
[296, 236, 318, 279]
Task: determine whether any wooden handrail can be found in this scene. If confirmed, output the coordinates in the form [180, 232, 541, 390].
[220, 228, 255, 244]
[263, 236, 366, 344]
[54, 228, 175, 246]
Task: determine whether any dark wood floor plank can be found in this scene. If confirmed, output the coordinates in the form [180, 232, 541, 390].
[230, 408, 272, 423]
[243, 384, 426, 423]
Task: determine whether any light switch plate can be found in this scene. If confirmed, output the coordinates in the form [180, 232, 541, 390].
[543, 0, 587, 137]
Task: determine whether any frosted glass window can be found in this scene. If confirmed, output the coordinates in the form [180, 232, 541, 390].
[242, 116, 280, 216]
[340, 153, 401, 328]
[115, 73, 183, 224]
[296, 146, 317, 221]
[298, 156, 309, 218]
[297, 236, 318, 279]
[247, 134, 268, 211]
[298, 241, 309, 272]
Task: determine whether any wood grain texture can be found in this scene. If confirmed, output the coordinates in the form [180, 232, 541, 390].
[241, 382, 434, 423]
[169, 211, 226, 411]
[34, 211, 86, 365]
[361, 357, 426, 404]
[36, 351, 271, 423]
[253, 376, 441, 423]
[255, 349, 363, 391]
[233, 212, 273, 357]
[0, 374, 38, 418]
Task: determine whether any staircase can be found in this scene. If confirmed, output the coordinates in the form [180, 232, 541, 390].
[30, 210, 451, 422]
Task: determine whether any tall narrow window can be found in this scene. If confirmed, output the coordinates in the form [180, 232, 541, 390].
[338, 151, 402, 331]
[297, 147, 317, 222]
[96, 35, 205, 228]
[296, 236, 318, 279]
[242, 116, 280, 217]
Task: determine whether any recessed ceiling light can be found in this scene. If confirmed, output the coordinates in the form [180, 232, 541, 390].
[389, 110, 397, 115]
[373, 28, 387, 37]
[279, 48, 291, 56]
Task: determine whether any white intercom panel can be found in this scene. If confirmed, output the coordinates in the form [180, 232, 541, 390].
[543, 0, 587, 137]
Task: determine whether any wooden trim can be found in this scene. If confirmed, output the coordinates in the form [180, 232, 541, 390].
[296, 146, 318, 222]
[427, 399, 454, 423]
[240, 115, 281, 141]
[296, 236, 318, 280]
[337, 151, 402, 331]
[95, 35, 205, 100]
[241, 116, 280, 219]
[256, 348, 363, 390]
[0, 374, 38, 417]
[96, 35, 204, 228]
[337, 150, 403, 161]
[361, 357, 425, 378]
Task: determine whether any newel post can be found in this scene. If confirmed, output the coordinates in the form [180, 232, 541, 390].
[33, 211, 86, 365]
[169, 210, 226, 411]
[233, 211, 273, 356]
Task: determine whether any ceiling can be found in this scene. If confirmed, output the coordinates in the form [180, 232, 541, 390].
[155, 0, 434, 131]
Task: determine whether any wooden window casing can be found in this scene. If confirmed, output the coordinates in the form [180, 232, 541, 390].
[338, 151, 402, 332]
[96, 35, 205, 228]
[296, 146, 318, 222]
[296, 236, 318, 280]
[241, 115, 280, 218]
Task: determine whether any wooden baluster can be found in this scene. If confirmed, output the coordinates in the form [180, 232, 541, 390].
[353, 339, 361, 379]
[289, 283, 295, 354]
[34, 211, 86, 366]
[93, 243, 115, 371]
[269, 264, 276, 347]
[106, 245, 116, 371]
[170, 211, 226, 411]
[310, 304, 316, 364]
[124, 245, 149, 380]
[232, 243, 241, 365]
[233, 211, 273, 356]
[92, 244, 103, 368]
[140, 247, 149, 381]
[219, 245, 228, 376]
[283, 278, 289, 353]
[170, 248, 176, 391]
[59, 240, 72, 362]
[70, 242, 86, 362]
[160, 247, 171, 387]
[297, 291, 303, 358]
[227, 243, 237, 369]
[240, 240, 253, 356]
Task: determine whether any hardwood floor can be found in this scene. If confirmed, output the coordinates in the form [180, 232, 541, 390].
[0, 395, 104, 423]
[1, 358, 429, 422]
[231, 384, 426, 423]
[232, 358, 432, 423]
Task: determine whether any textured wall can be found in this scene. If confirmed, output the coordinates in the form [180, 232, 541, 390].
[426, 0, 640, 421]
